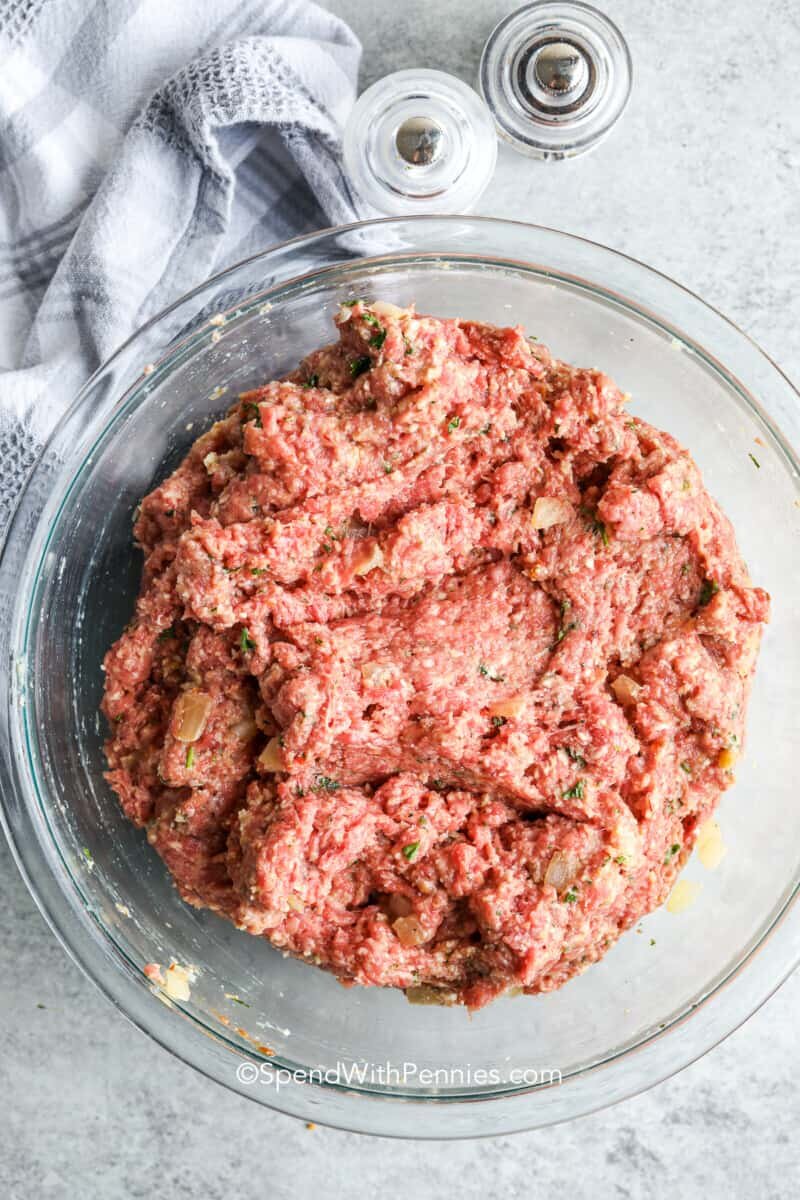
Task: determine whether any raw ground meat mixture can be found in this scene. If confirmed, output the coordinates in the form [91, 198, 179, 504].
[102, 300, 769, 1009]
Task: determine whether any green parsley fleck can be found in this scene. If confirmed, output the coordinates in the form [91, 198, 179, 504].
[556, 598, 578, 643]
[478, 662, 505, 682]
[564, 745, 586, 768]
[82, 847, 94, 866]
[680, 761, 692, 774]
[402, 841, 420, 861]
[446, 416, 461, 434]
[562, 779, 586, 801]
[579, 504, 609, 546]
[240, 627, 256, 653]
[349, 356, 371, 378]
[314, 775, 340, 792]
[491, 715, 507, 728]
[185, 745, 196, 770]
[304, 373, 319, 388]
[664, 842, 681, 864]
[362, 314, 387, 349]
[614, 853, 628, 866]
[698, 578, 720, 607]
[563, 888, 579, 904]
[242, 401, 261, 426]
[403, 334, 415, 356]
[650, 938, 656, 947]
[748, 451, 761, 469]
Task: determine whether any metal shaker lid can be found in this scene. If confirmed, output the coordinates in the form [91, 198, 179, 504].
[479, 1, 632, 159]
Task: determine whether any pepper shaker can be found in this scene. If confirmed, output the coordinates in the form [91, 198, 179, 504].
[479, 0, 632, 159]
[343, 68, 498, 216]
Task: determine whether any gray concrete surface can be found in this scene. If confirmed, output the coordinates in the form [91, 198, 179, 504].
[3, 1, 799, 1195]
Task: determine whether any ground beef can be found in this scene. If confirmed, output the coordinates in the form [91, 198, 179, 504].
[102, 300, 769, 1009]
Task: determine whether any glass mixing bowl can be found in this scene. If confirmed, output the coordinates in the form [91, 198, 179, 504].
[1, 217, 798, 1138]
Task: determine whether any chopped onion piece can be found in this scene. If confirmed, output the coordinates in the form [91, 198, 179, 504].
[696, 819, 727, 871]
[611, 674, 642, 705]
[666, 879, 701, 913]
[392, 915, 426, 947]
[543, 850, 576, 890]
[370, 300, 407, 318]
[173, 689, 212, 743]
[286, 894, 304, 913]
[352, 541, 384, 577]
[258, 736, 284, 772]
[163, 962, 193, 1002]
[531, 497, 573, 529]
[406, 985, 457, 1006]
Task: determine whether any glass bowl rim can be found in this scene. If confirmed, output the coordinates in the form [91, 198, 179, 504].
[1, 214, 798, 1138]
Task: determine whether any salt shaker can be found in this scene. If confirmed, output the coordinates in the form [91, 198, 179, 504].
[342, 68, 498, 216]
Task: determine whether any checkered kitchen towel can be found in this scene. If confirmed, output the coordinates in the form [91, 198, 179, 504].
[0, 0, 360, 540]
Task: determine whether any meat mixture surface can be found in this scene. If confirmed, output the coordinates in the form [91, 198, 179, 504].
[102, 300, 769, 1009]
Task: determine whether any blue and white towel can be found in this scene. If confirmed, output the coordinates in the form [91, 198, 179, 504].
[0, 0, 360, 538]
